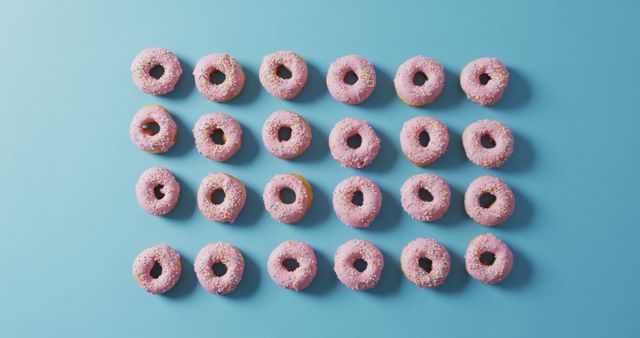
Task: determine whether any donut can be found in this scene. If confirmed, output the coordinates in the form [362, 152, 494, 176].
[267, 241, 317, 291]
[259, 51, 308, 100]
[401, 238, 450, 288]
[460, 57, 509, 106]
[135, 167, 180, 216]
[400, 116, 449, 166]
[132, 244, 182, 294]
[329, 118, 380, 169]
[129, 104, 177, 154]
[462, 119, 514, 168]
[130, 48, 183, 95]
[400, 174, 451, 222]
[334, 239, 384, 291]
[263, 174, 313, 224]
[394, 56, 445, 106]
[465, 233, 514, 284]
[332, 176, 382, 228]
[326, 55, 376, 104]
[194, 242, 244, 295]
[197, 172, 246, 223]
[193, 113, 242, 162]
[193, 53, 245, 102]
[464, 175, 515, 226]
[262, 110, 312, 159]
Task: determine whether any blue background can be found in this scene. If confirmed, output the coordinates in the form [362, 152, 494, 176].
[1, 0, 639, 337]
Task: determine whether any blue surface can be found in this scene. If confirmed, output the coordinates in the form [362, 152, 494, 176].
[1, 1, 639, 337]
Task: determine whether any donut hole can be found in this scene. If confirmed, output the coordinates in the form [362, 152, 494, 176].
[149, 65, 165, 79]
[142, 121, 160, 136]
[209, 70, 226, 85]
[346, 134, 362, 149]
[419, 130, 431, 147]
[211, 189, 226, 205]
[279, 188, 296, 204]
[480, 134, 497, 149]
[479, 252, 496, 266]
[479, 73, 491, 85]
[353, 258, 368, 272]
[282, 258, 300, 272]
[149, 261, 163, 279]
[479, 193, 497, 208]
[351, 190, 364, 206]
[418, 257, 433, 273]
[278, 126, 293, 142]
[153, 184, 165, 200]
[211, 262, 228, 277]
[413, 71, 428, 86]
[344, 70, 359, 85]
[276, 65, 292, 79]
[210, 129, 226, 145]
[418, 188, 434, 202]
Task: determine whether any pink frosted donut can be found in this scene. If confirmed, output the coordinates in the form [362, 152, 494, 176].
[197, 172, 246, 223]
[329, 118, 380, 168]
[267, 241, 317, 291]
[462, 119, 514, 169]
[259, 51, 308, 100]
[193, 113, 242, 162]
[401, 238, 450, 288]
[465, 233, 514, 284]
[130, 48, 183, 95]
[464, 175, 515, 226]
[332, 176, 382, 228]
[194, 242, 244, 295]
[132, 244, 182, 294]
[326, 55, 376, 104]
[193, 53, 245, 102]
[400, 116, 449, 166]
[334, 239, 384, 291]
[460, 57, 509, 106]
[135, 167, 180, 216]
[400, 174, 451, 222]
[129, 104, 177, 153]
[263, 174, 313, 224]
[262, 110, 312, 159]
[394, 56, 445, 106]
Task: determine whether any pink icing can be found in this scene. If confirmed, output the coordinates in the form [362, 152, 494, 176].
[193, 53, 245, 102]
[197, 172, 246, 223]
[130, 48, 183, 95]
[193, 113, 242, 162]
[460, 57, 509, 106]
[259, 51, 308, 100]
[329, 118, 380, 168]
[462, 119, 514, 169]
[400, 116, 449, 166]
[464, 175, 515, 226]
[332, 176, 382, 228]
[129, 104, 177, 153]
[400, 174, 451, 222]
[465, 233, 514, 284]
[135, 167, 180, 216]
[262, 110, 312, 159]
[394, 56, 445, 106]
[400, 238, 450, 288]
[326, 55, 376, 104]
[263, 174, 312, 224]
[132, 244, 182, 294]
[194, 242, 244, 295]
[267, 241, 317, 291]
[334, 239, 384, 291]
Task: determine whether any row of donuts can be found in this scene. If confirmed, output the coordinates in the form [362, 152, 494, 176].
[131, 106, 515, 169]
[131, 48, 509, 106]
[138, 168, 515, 227]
